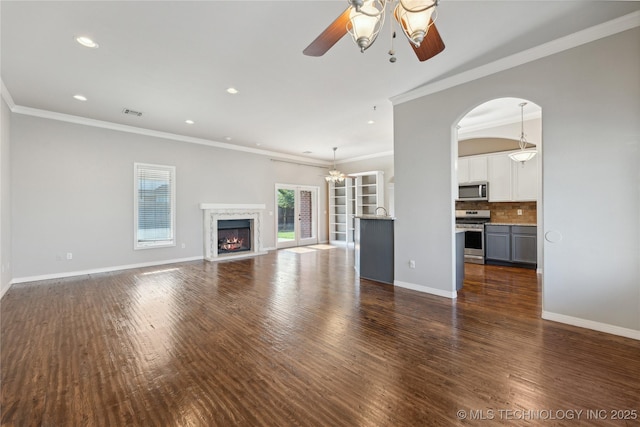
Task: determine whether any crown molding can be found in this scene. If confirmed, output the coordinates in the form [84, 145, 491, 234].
[458, 111, 541, 136]
[391, 10, 640, 106]
[10, 105, 331, 166]
[338, 150, 394, 165]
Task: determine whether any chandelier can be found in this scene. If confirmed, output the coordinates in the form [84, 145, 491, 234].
[325, 147, 346, 183]
[347, 0, 438, 52]
[508, 102, 537, 164]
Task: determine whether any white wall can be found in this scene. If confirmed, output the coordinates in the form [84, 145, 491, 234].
[10, 114, 329, 281]
[393, 28, 640, 335]
[1, 97, 12, 297]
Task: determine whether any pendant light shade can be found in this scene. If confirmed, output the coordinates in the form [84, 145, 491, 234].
[508, 102, 537, 164]
[509, 149, 537, 163]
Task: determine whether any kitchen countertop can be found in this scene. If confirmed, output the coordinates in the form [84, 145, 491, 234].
[356, 215, 395, 220]
[488, 223, 536, 226]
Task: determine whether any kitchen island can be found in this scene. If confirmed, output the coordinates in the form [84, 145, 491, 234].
[355, 215, 394, 284]
[456, 230, 465, 290]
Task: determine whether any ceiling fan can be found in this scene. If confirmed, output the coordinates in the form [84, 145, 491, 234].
[303, 0, 445, 62]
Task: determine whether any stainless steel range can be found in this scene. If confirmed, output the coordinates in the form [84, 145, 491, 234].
[455, 210, 491, 264]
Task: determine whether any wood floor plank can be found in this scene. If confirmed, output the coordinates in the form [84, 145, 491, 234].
[1, 249, 639, 426]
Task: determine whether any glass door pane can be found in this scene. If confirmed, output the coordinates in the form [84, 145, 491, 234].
[277, 188, 296, 246]
[276, 185, 319, 249]
[297, 188, 317, 246]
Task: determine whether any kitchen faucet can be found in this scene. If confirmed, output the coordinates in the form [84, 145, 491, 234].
[375, 207, 388, 216]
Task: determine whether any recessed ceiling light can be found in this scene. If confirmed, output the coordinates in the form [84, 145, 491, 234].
[367, 120, 375, 125]
[185, 119, 195, 125]
[73, 94, 87, 101]
[303, 151, 312, 154]
[226, 87, 239, 95]
[225, 136, 232, 141]
[75, 36, 99, 49]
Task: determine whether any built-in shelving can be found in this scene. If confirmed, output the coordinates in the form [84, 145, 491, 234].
[328, 178, 355, 245]
[353, 171, 385, 216]
[328, 171, 385, 245]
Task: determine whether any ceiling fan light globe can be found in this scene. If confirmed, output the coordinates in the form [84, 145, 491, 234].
[394, 2, 434, 47]
[348, 1, 382, 52]
[409, 30, 425, 47]
[357, 37, 371, 51]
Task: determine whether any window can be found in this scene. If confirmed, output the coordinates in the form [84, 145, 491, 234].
[134, 163, 176, 249]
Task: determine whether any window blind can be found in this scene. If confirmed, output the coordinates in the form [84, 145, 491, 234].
[134, 163, 175, 248]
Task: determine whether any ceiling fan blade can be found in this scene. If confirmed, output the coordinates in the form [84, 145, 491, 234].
[411, 20, 445, 62]
[303, 7, 351, 57]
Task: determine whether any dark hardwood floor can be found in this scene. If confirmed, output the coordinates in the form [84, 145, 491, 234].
[2, 247, 639, 426]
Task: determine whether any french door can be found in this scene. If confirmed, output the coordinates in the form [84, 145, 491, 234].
[275, 184, 319, 249]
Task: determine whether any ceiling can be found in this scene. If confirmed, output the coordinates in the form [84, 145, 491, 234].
[2, 1, 639, 164]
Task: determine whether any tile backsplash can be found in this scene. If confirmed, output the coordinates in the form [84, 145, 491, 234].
[456, 201, 537, 224]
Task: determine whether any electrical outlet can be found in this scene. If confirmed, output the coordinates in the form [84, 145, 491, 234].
[409, 260, 416, 269]
[517, 209, 523, 216]
[66, 252, 73, 260]
[181, 243, 186, 249]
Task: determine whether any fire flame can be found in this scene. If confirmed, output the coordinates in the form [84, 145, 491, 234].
[220, 237, 244, 251]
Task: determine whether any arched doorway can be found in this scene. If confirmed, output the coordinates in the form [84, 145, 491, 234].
[454, 97, 543, 297]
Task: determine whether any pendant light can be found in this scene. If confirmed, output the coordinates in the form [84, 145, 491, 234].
[508, 102, 537, 164]
[325, 147, 346, 183]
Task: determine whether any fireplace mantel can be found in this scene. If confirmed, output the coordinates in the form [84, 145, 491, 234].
[200, 203, 267, 261]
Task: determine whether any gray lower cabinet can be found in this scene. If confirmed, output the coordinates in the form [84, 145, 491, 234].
[485, 224, 537, 267]
[485, 226, 511, 261]
[356, 218, 394, 284]
[511, 226, 537, 264]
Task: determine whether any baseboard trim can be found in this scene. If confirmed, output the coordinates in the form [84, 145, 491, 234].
[0, 282, 12, 300]
[11, 256, 205, 284]
[394, 280, 457, 299]
[542, 311, 640, 340]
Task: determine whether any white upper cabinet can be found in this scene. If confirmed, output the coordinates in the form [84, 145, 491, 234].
[457, 155, 488, 184]
[486, 151, 538, 202]
[468, 156, 488, 183]
[459, 151, 538, 202]
[457, 157, 469, 184]
[512, 155, 538, 201]
[487, 153, 513, 201]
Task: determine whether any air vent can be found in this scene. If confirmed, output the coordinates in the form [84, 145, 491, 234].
[122, 108, 143, 117]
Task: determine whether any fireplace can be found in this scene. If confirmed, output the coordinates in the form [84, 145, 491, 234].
[217, 219, 251, 254]
[200, 203, 267, 261]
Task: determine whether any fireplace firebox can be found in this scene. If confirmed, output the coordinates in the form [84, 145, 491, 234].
[217, 219, 251, 254]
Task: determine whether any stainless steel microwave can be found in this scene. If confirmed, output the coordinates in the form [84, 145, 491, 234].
[458, 182, 488, 201]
